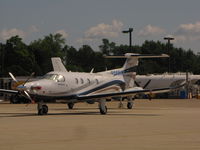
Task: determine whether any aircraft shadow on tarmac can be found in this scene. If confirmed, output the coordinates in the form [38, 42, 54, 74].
[0, 111, 160, 118]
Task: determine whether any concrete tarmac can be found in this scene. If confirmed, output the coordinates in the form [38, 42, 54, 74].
[0, 99, 200, 150]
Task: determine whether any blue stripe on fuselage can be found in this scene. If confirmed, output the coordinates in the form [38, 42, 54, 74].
[79, 80, 125, 96]
[111, 66, 137, 76]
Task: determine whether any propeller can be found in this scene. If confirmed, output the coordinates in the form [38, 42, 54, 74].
[134, 79, 151, 89]
[143, 79, 151, 89]
[9, 72, 18, 82]
[9, 72, 35, 104]
[134, 80, 141, 87]
[23, 72, 35, 86]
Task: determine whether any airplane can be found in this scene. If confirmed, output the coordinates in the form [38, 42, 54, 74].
[136, 73, 200, 89]
[0, 53, 183, 115]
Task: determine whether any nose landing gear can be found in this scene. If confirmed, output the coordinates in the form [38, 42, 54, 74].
[37, 102, 48, 115]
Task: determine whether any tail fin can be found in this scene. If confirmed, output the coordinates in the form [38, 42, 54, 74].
[105, 53, 169, 88]
[51, 57, 67, 72]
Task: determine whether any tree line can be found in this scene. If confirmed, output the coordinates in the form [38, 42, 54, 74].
[0, 34, 200, 77]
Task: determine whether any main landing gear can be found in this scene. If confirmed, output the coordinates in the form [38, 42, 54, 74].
[67, 102, 74, 109]
[118, 97, 134, 109]
[127, 97, 134, 109]
[37, 102, 48, 115]
[127, 101, 133, 109]
[99, 100, 107, 115]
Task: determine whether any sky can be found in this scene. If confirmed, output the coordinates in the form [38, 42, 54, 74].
[1, 0, 200, 53]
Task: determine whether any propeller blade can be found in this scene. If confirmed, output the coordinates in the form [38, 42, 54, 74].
[9, 72, 18, 82]
[143, 79, 152, 89]
[24, 91, 31, 100]
[134, 81, 141, 87]
[24, 91, 32, 102]
[90, 68, 94, 74]
[23, 72, 35, 85]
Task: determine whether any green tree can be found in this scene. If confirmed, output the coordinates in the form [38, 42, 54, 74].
[3, 36, 34, 76]
[99, 39, 116, 55]
[77, 45, 96, 72]
[29, 33, 65, 75]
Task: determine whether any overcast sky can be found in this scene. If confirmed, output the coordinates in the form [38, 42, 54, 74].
[1, 0, 200, 53]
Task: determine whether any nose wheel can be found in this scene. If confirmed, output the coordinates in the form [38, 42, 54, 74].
[37, 102, 48, 115]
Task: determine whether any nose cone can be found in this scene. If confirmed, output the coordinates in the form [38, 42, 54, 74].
[24, 81, 42, 94]
[24, 82, 32, 92]
[24, 80, 52, 95]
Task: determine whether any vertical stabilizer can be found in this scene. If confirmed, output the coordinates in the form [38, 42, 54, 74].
[51, 57, 67, 72]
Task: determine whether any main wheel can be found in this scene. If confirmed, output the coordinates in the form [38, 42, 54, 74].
[127, 101, 133, 109]
[100, 105, 107, 115]
[42, 105, 48, 114]
[38, 108, 44, 115]
[67, 102, 74, 109]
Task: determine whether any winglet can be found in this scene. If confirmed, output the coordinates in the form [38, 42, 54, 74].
[90, 68, 94, 74]
[51, 57, 67, 72]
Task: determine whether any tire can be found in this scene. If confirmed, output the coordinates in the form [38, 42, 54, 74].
[38, 105, 48, 115]
[100, 105, 107, 115]
[38, 108, 44, 115]
[67, 103, 74, 109]
[127, 102, 133, 109]
[42, 105, 48, 114]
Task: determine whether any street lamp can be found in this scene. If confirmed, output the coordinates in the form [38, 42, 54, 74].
[122, 28, 133, 51]
[164, 36, 174, 72]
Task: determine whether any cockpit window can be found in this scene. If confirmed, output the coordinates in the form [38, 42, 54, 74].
[57, 75, 65, 82]
[43, 74, 65, 82]
[43, 74, 57, 80]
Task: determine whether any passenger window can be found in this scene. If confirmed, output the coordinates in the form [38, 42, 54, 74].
[75, 78, 78, 84]
[80, 78, 84, 84]
[87, 78, 91, 84]
[95, 79, 99, 84]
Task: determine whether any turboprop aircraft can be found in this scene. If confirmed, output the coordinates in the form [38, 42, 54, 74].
[0, 53, 183, 115]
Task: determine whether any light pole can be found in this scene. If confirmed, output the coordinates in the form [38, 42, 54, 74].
[164, 36, 174, 72]
[0, 44, 4, 77]
[122, 28, 133, 51]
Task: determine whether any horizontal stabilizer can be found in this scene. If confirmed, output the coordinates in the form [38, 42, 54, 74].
[105, 53, 169, 59]
[105, 53, 169, 71]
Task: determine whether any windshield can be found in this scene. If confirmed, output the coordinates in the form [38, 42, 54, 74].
[43, 74, 65, 82]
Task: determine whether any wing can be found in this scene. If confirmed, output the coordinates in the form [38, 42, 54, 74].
[0, 89, 18, 94]
[76, 84, 184, 100]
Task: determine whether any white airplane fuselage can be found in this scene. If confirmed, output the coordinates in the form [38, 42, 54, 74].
[25, 71, 125, 100]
